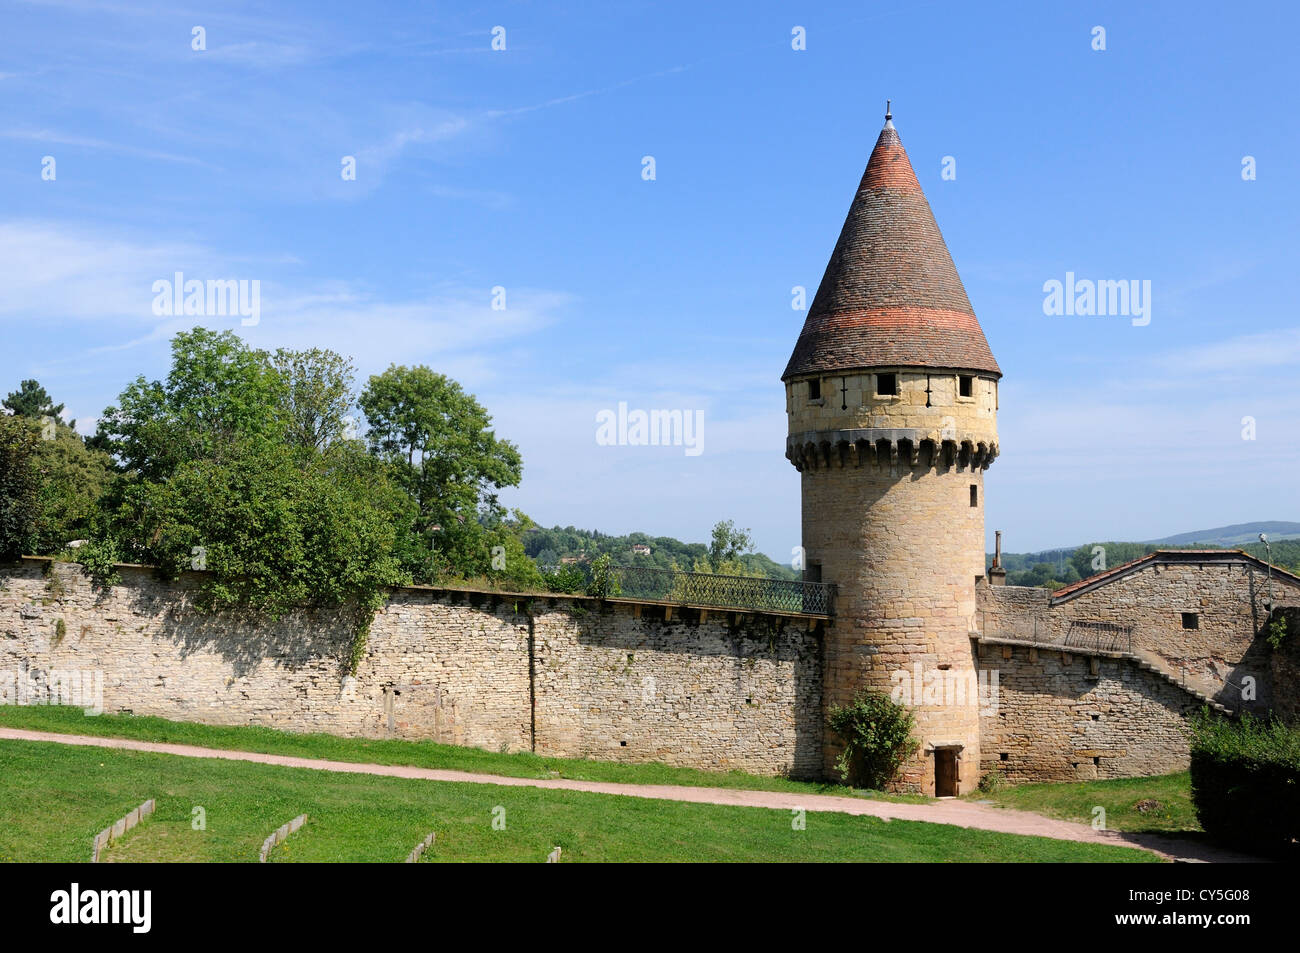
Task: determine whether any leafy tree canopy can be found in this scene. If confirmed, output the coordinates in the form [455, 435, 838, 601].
[272, 347, 357, 452]
[32, 422, 115, 555]
[95, 328, 287, 480]
[0, 414, 41, 561]
[3, 379, 66, 425]
[359, 364, 522, 582]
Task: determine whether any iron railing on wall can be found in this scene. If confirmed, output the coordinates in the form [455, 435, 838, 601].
[1062, 620, 1132, 654]
[543, 564, 837, 616]
[614, 565, 837, 616]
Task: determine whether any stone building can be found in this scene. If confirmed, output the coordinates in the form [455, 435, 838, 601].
[783, 107, 1000, 795]
[977, 549, 1300, 783]
[783, 108, 1299, 794]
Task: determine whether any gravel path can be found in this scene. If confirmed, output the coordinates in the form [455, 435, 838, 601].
[0, 726, 1255, 862]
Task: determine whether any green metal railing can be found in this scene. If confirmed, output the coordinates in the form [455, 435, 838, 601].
[608, 565, 836, 616]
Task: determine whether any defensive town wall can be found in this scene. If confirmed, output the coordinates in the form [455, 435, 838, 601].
[0, 558, 824, 778]
[4, 555, 1294, 786]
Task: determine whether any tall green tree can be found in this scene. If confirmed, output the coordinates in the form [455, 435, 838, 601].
[272, 347, 357, 452]
[0, 414, 41, 560]
[359, 365, 522, 580]
[699, 519, 758, 574]
[94, 328, 286, 479]
[31, 422, 115, 554]
[3, 379, 66, 424]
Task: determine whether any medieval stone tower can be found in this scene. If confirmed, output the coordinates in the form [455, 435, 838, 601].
[783, 109, 1001, 796]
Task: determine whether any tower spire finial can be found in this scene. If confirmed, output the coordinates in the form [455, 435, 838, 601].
[885, 99, 891, 120]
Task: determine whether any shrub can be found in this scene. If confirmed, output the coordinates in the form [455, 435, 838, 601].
[76, 537, 122, 591]
[540, 563, 586, 594]
[585, 553, 621, 599]
[1267, 613, 1289, 650]
[1189, 708, 1300, 857]
[826, 689, 919, 789]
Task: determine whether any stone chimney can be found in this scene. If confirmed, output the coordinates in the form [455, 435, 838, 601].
[989, 530, 1007, 586]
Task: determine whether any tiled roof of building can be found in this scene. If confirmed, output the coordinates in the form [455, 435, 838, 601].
[783, 113, 1001, 380]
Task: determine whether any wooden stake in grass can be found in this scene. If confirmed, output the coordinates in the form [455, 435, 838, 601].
[91, 798, 156, 863]
[546, 846, 562, 863]
[258, 814, 308, 863]
[404, 831, 436, 863]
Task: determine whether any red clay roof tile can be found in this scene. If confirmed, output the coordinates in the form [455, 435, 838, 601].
[784, 119, 1000, 380]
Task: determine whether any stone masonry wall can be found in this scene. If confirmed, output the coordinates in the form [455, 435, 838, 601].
[533, 605, 823, 777]
[978, 560, 1300, 712]
[0, 558, 821, 777]
[978, 641, 1201, 782]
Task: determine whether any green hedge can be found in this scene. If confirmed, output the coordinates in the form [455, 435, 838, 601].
[1189, 710, 1300, 856]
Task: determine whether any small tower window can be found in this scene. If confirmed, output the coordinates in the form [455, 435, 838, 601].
[876, 373, 897, 396]
[959, 375, 973, 398]
[1181, 612, 1199, 629]
[970, 484, 978, 507]
[807, 378, 821, 401]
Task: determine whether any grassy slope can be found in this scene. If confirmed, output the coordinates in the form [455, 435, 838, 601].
[0, 739, 1156, 863]
[0, 706, 928, 801]
[972, 773, 1198, 834]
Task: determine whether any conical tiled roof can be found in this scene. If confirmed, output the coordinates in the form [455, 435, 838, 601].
[783, 114, 1000, 380]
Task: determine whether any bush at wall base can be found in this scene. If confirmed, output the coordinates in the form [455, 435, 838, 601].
[1189, 708, 1300, 858]
[826, 689, 919, 790]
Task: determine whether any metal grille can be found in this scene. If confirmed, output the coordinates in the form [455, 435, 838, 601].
[1063, 620, 1132, 653]
[609, 565, 837, 616]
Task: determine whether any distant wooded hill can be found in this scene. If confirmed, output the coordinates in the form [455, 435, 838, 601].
[993, 521, 1300, 590]
[524, 526, 799, 580]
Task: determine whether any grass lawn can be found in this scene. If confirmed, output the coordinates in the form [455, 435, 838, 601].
[0, 705, 927, 802]
[0, 739, 1157, 862]
[971, 773, 1199, 834]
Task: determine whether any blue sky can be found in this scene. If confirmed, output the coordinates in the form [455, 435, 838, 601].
[2, 0, 1297, 559]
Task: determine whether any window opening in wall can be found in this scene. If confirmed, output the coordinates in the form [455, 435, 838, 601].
[959, 375, 973, 397]
[808, 378, 821, 401]
[1182, 612, 1199, 629]
[970, 484, 978, 507]
[876, 372, 897, 396]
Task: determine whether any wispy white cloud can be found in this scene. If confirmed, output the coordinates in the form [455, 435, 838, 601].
[1152, 326, 1300, 375]
[0, 128, 207, 165]
[0, 218, 572, 373]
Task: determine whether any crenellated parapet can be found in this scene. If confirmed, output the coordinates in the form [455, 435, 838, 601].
[787, 428, 998, 472]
